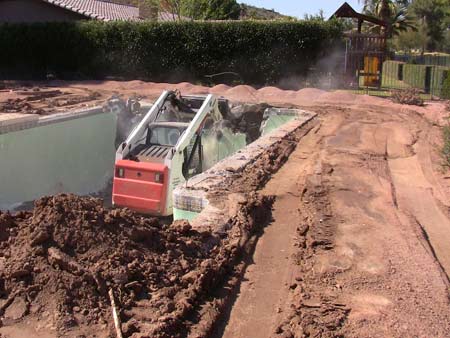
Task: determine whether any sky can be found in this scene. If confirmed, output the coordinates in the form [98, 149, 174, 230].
[238, 0, 363, 19]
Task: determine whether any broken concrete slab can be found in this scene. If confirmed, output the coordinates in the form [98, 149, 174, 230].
[4, 297, 28, 321]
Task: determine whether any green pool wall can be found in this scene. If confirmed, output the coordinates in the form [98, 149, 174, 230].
[0, 111, 116, 209]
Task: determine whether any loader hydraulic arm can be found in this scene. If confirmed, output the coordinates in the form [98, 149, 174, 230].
[175, 94, 220, 153]
[116, 91, 170, 161]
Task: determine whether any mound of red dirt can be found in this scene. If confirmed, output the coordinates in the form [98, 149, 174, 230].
[0, 194, 212, 337]
[0, 193, 273, 338]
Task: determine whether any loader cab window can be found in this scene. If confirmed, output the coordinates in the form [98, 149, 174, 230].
[146, 125, 185, 147]
[156, 94, 197, 123]
[182, 133, 202, 179]
[181, 114, 219, 179]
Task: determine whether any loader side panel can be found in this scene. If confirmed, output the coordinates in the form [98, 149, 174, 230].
[112, 160, 169, 215]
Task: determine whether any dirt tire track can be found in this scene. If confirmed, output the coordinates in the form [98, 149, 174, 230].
[219, 105, 450, 338]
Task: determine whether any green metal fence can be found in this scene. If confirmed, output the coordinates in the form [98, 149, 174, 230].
[355, 53, 450, 100]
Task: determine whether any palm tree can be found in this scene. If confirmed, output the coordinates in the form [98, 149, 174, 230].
[359, 0, 411, 13]
[359, 0, 394, 22]
[359, 0, 416, 37]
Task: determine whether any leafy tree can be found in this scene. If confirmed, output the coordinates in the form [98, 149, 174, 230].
[178, 0, 241, 20]
[393, 22, 429, 52]
[410, 0, 449, 51]
[303, 9, 325, 21]
[180, 0, 207, 20]
[359, 0, 412, 12]
[358, 0, 417, 38]
[159, 0, 184, 19]
[202, 0, 241, 20]
[240, 4, 295, 20]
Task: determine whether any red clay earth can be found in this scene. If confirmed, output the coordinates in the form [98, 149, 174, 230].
[0, 116, 307, 337]
[1, 80, 447, 126]
[1, 81, 450, 337]
[0, 184, 274, 337]
[220, 101, 450, 338]
[0, 194, 214, 337]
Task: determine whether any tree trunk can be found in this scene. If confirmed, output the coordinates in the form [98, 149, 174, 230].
[379, 0, 392, 38]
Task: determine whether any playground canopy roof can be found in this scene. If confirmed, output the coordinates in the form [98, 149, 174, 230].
[330, 2, 387, 29]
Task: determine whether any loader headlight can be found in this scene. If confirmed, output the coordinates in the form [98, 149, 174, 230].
[155, 172, 164, 183]
[117, 168, 125, 178]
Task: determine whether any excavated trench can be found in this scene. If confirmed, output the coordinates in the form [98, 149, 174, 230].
[0, 99, 297, 212]
[0, 115, 316, 338]
[0, 95, 316, 337]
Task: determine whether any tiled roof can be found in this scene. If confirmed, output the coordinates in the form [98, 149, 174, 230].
[42, 0, 185, 22]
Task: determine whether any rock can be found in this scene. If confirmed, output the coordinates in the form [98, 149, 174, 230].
[10, 268, 31, 279]
[229, 105, 244, 120]
[302, 298, 322, 308]
[181, 271, 199, 283]
[112, 271, 129, 285]
[30, 303, 42, 314]
[122, 318, 140, 336]
[180, 259, 189, 270]
[125, 281, 142, 293]
[30, 229, 50, 246]
[200, 259, 213, 269]
[172, 220, 191, 234]
[47, 247, 85, 276]
[129, 227, 154, 242]
[4, 296, 28, 320]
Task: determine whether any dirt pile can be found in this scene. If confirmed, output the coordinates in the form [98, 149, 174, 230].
[0, 193, 273, 337]
[0, 194, 213, 337]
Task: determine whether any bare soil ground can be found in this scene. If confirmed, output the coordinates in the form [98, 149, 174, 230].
[220, 103, 450, 338]
[1, 80, 450, 337]
[0, 83, 106, 115]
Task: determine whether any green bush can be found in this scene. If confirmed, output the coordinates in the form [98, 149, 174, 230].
[443, 123, 450, 168]
[440, 71, 450, 99]
[431, 66, 450, 97]
[0, 20, 343, 84]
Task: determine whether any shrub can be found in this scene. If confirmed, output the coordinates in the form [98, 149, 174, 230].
[0, 20, 343, 84]
[441, 71, 450, 99]
[443, 122, 450, 168]
[431, 66, 450, 97]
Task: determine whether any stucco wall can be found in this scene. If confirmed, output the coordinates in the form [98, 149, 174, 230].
[0, 0, 87, 22]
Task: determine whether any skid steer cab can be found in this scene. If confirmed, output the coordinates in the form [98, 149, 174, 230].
[112, 90, 245, 216]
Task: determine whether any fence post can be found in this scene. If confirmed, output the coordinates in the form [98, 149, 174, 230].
[425, 66, 432, 95]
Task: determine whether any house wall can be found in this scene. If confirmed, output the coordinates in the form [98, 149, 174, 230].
[0, 0, 88, 22]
